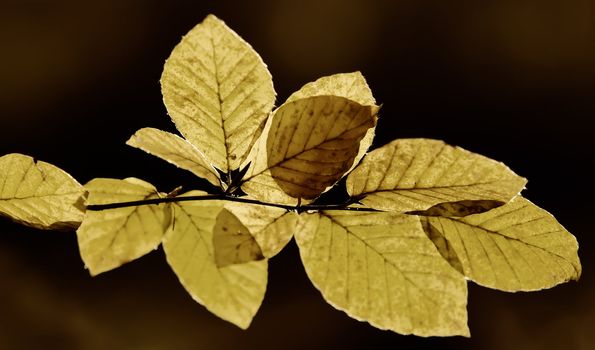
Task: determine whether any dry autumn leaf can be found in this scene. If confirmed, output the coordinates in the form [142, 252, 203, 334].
[222, 202, 297, 259]
[161, 14, 275, 174]
[126, 127, 221, 187]
[242, 95, 378, 201]
[417, 196, 581, 291]
[213, 208, 264, 267]
[163, 192, 268, 329]
[347, 138, 527, 213]
[0, 153, 84, 230]
[295, 211, 469, 337]
[76, 178, 171, 276]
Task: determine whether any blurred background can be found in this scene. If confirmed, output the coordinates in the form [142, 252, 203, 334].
[1, 0, 594, 349]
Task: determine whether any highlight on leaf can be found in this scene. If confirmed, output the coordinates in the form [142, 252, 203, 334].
[295, 211, 469, 337]
[242, 95, 379, 202]
[161, 14, 276, 174]
[0, 153, 85, 230]
[126, 127, 221, 187]
[347, 138, 527, 213]
[417, 196, 581, 292]
[163, 195, 267, 329]
[77, 178, 171, 276]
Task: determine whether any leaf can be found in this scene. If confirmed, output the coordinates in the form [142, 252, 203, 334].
[295, 211, 469, 336]
[126, 127, 221, 187]
[418, 196, 581, 292]
[76, 178, 171, 276]
[408, 200, 505, 217]
[163, 195, 268, 329]
[242, 95, 378, 202]
[0, 153, 85, 230]
[161, 14, 276, 173]
[285, 71, 378, 174]
[347, 138, 527, 212]
[222, 202, 297, 258]
[213, 208, 264, 267]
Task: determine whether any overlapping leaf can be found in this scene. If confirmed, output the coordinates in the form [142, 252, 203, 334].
[347, 139, 527, 212]
[163, 193, 268, 329]
[418, 197, 581, 291]
[127, 127, 220, 187]
[242, 95, 379, 202]
[161, 14, 276, 173]
[0, 153, 84, 230]
[221, 202, 297, 259]
[285, 71, 378, 172]
[76, 178, 170, 276]
[295, 211, 469, 336]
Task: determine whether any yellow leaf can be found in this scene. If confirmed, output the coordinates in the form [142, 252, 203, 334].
[126, 128, 221, 187]
[242, 95, 378, 202]
[76, 178, 171, 276]
[285, 71, 378, 174]
[347, 139, 527, 212]
[163, 197, 267, 329]
[223, 202, 297, 258]
[213, 208, 264, 267]
[295, 211, 469, 337]
[161, 14, 276, 173]
[0, 153, 84, 230]
[419, 196, 581, 292]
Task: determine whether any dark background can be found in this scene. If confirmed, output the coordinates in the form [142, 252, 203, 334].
[1, 1, 594, 349]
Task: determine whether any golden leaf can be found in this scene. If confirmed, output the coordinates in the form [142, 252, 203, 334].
[285, 71, 378, 174]
[222, 202, 297, 258]
[0, 153, 84, 230]
[163, 196, 267, 329]
[418, 196, 581, 291]
[76, 178, 170, 276]
[295, 211, 469, 336]
[242, 95, 378, 202]
[126, 127, 221, 187]
[213, 208, 264, 267]
[347, 138, 527, 212]
[161, 14, 276, 173]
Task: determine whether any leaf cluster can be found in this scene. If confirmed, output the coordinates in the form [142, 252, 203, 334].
[0, 15, 581, 337]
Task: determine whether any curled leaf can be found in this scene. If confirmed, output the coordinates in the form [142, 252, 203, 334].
[0, 153, 84, 230]
[77, 178, 170, 276]
[161, 14, 276, 172]
[347, 139, 527, 213]
[419, 197, 581, 291]
[295, 211, 469, 337]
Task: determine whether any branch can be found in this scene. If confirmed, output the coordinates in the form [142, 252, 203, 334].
[86, 194, 379, 213]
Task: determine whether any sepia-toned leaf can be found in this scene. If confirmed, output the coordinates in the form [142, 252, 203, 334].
[295, 211, 469, 336]
[126, 128, 221, 187]
[347, 139, 527, 213]
[161, 14, 276, 173]
[76, 178, 171, 276]
[163, 194, 268, 329]
[222, 202, 297, 259]
[213, 208, 264, 267]
[418, 196, 581, 291]
[0, 153, 85, 230]
[242, 95, 378, 202]
[285, 71, 378, 174]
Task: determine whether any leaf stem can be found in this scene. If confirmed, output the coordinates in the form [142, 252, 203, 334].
[86, 194, 378, 213]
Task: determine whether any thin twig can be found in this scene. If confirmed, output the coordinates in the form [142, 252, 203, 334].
[86, 194, 379, 213]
